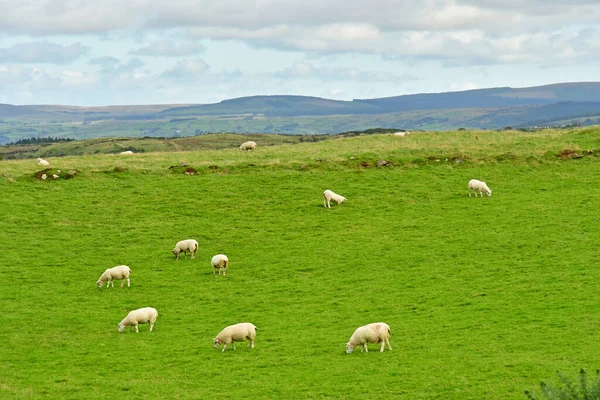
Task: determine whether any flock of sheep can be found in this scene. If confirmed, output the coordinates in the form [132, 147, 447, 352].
[39, 135, 492, 354]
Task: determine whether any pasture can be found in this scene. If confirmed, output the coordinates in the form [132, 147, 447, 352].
[1, 128, 599, 399]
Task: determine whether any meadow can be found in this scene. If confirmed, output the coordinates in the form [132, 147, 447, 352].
[1, 128, 599, 399]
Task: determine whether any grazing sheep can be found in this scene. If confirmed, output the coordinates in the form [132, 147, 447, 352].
[37, 158, 49, 166]
[119, 151, 134, 155]
[97, 265, 131, 288]
[468, 179, 492, 197]
[213, 322, 257, 352]
[346, 322, 392, 354]
[239, 141, 257, 151]
[118, 307, 158, 333]
[173, 239, 199, 260]
[211, 254, 229, 275]
[52, 174, 59, 180]
[394, 131, 407, 137]
[323, 189, 347, 208]
[41, 174, 47, 180]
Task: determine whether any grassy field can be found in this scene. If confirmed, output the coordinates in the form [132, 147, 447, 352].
[1, 128, 600, 399]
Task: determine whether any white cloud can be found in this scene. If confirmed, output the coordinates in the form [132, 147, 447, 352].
[130, 40, 205, 57]
[0, 41, 90, 64]
[274, 61, 418, 83]
[159, 58, 209, 80]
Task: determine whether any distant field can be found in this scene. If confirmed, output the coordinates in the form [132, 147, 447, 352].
[1, 128, 600, 399]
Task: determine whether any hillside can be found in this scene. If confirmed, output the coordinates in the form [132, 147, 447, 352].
[1, 128, 600, 398]
[1, 82, 600, 143]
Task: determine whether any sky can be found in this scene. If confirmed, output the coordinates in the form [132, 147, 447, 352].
[1, 0, 599, 106]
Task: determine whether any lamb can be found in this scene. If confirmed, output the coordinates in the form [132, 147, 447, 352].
[468, 179, 492, 197]
[52, 174, 59, 180]
[172, 239, 199, 260]
[37, 158, 49, 166]
[239, 141, 257, 151]
[119, 151, 134, 155]
[96, 265, 131, 288]
[346, 322, 392, 354]
[211, 254, 229, 275]
[213, 322, 257, 352]
[394, 131, 407, 137]
[323, 189, 347, 208]
[118, 307, 158, 333]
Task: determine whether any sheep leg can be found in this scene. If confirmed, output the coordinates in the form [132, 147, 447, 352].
[386, 338, 392, 350]
[380, 341, 385, 352]
[135, 324, 139, 333]
[127, 277, 130, 287]
[120, 280, 124, 288]
[232, 342, 236, 351]
[249, 339, 254, 348]
[149, 322, 154, 332]
[364, 343, 368, 352]
[222, 344, 227, 352]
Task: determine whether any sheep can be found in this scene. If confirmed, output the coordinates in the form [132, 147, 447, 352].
[211, 254, 229, 275]
[468, 179, 492, 197]
[394, 131, 407, 137]
[172, 239, 199, 260]
[119, 151, 134, 155]
[323, 189, 347, 208]
[239, 141, 257, 151]
[37, 158, 49, 166]
[213, 322, 257, 352]
[118, 307, 158, 333]
[41, 174, 47, 180]
[52, 174, 59, 180]
[97, 265, 131, 288]
[346, 322, 392, 354]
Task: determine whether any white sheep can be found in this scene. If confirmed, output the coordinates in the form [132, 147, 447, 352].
[97, 265, 132, 288]
[394, 132, 407, 137]
[119, 151, 134, 155]
[37, 158, 49, 166]
[41, 174, 47, 180]
[52, 174, 59, 180]
[211, 254, 229, 275]
[118, 307, 158, 333]
[346, 322, 392, 354]
[213, 322, 257, 352]
[239, 141, 257, 151]
[468, 179, 492, 197]
[323, 189, 347, 208]
[173, 239, 199, 260]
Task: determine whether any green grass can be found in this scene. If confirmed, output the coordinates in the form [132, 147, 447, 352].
[1, 128, 600, 398]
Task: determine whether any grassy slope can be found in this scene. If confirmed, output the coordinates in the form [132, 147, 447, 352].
[1, 128, 600, 399]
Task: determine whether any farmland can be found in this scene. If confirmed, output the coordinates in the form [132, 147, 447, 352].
[1, 128, 599, 399]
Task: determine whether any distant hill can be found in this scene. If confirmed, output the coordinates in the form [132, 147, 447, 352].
[158, 82, 600, 117]
[1, 82, 600, 143]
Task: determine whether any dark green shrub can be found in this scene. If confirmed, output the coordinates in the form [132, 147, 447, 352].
[525, 369, 600, 399]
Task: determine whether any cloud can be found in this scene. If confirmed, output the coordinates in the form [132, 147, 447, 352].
[159, 58, 209, 80]
[130, 40, 205, 56]
[0, 41, 90, 64]
[275, 61, 418, 83]
[89, 56, 120, 66]
[1, 1, 600, 66]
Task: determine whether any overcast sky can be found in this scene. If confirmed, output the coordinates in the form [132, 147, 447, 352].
[1, 0, 599, 106]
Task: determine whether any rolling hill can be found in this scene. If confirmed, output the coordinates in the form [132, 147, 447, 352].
[1, 82, 600, 143]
